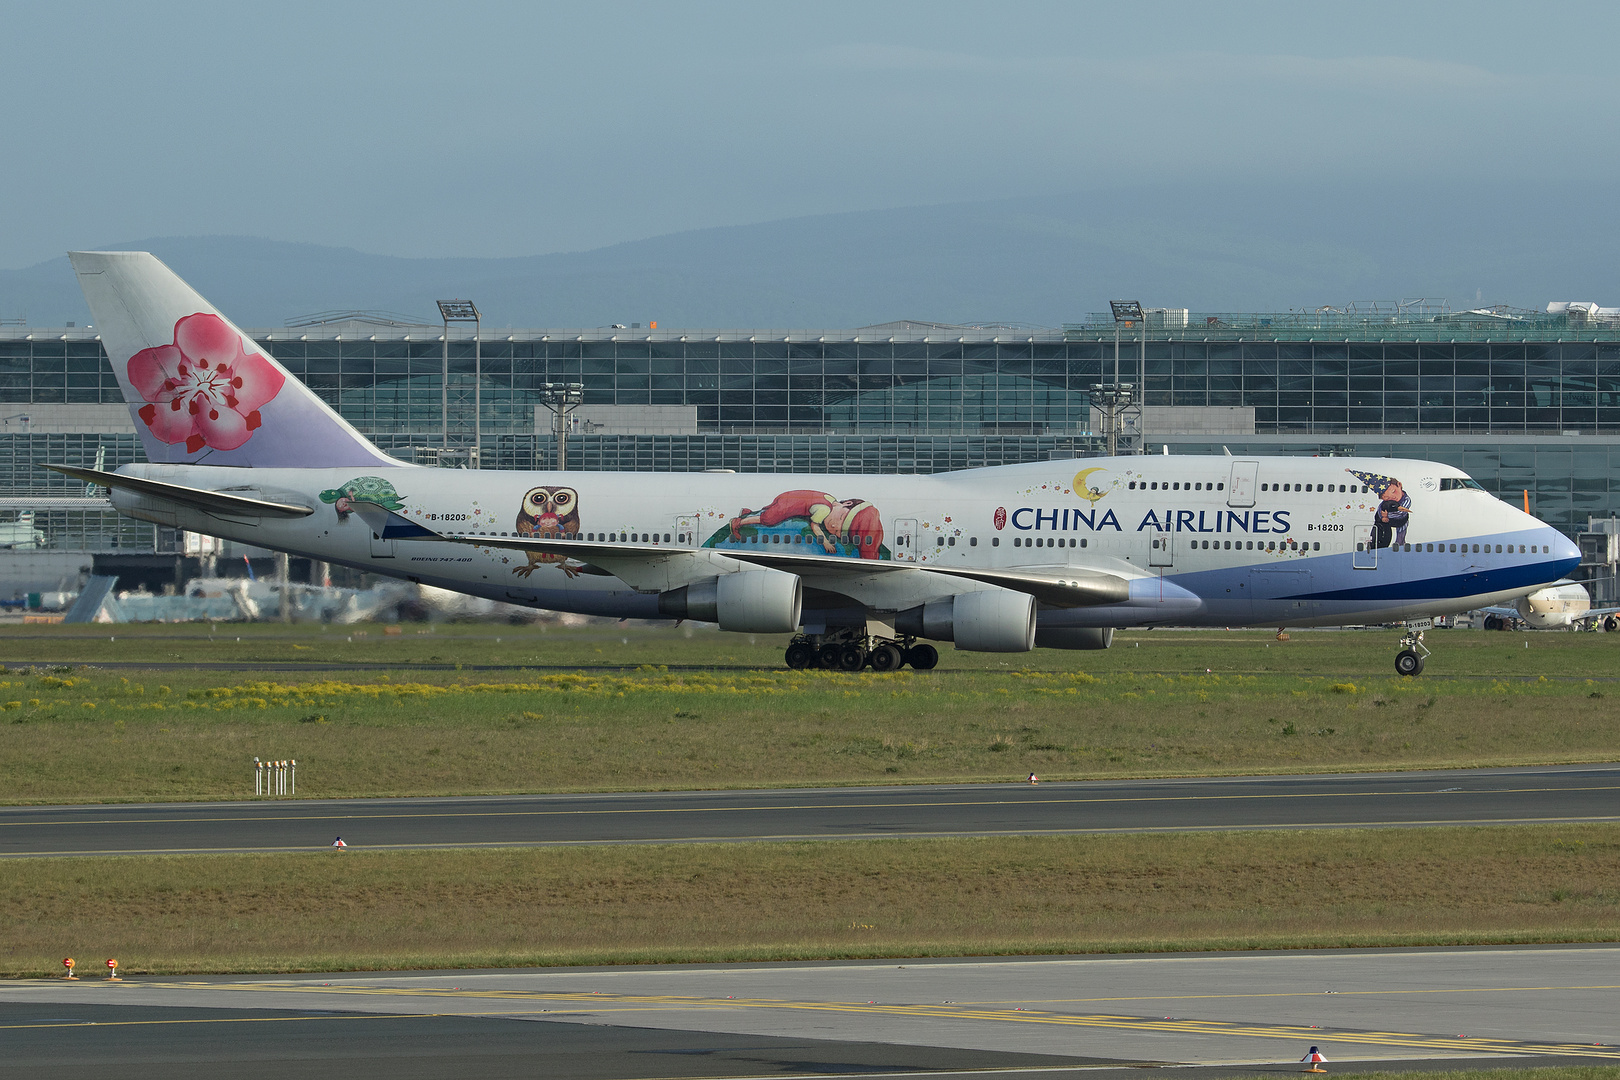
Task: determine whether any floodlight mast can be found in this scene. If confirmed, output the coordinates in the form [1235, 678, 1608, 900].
[1104, 301, 1146, 456]
[437, 300, 481, 468]
[539, 383, 585, 471]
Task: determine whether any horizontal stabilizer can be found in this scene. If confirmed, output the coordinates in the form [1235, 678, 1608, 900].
[42, 465, 314, 518]
[416, 532, 1129, 607]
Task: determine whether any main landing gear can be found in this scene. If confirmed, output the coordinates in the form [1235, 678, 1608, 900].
[1394, 628, 1430, 677]
[783, 630, 939, 672]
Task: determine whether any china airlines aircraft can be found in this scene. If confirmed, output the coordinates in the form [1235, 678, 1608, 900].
[56, 252, 1582, 675]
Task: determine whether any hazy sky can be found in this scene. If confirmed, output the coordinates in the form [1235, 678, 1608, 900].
[6, 0, 1618, 269]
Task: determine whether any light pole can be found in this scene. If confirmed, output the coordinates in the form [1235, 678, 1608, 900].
[538, 383, 585, 471]
[1104, 301, 1145, 456]
[437, 300, 481, 467]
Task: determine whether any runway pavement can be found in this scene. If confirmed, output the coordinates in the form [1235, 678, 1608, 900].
[4, 946, 1617, 1078]
[2, 763, 1617, 857]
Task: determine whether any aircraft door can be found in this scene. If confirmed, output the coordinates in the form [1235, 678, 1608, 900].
[1353, 525, 1377, 569]
[673, 514, 698, 545]
[892, 518, 918, 562]
[1250, 568, 1316, 621]
[1148, 529, 1174, 567]
[1228, 460, 1259, 507]
[369, 529, 395, 558]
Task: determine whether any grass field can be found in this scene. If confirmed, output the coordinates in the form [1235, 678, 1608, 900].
[1, 618, 1616, 674]
[4, 823, 1616, 976]
[0, 624, 1616, 802]
[1343, 1072, 1620, 1080]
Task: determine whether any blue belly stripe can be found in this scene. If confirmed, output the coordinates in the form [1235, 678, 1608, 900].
[1282, 557, 1579, 602]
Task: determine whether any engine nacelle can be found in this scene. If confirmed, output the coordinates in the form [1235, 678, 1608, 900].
[896, 589, 1036, 652]
[658, 570, 802, 633]
[1034, 627, 1115, 651]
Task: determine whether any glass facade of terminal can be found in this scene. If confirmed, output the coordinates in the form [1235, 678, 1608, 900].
[2, 313, 1618, 548]
[10, 324, 1618, 436]
[141, 336, 1620, 437]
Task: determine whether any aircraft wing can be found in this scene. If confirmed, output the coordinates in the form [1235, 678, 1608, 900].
[420, 531, 1130, 608]
[42, 465, 315, 518]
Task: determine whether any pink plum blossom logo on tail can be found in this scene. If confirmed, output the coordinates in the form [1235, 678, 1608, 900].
[127, 313, 285, 454]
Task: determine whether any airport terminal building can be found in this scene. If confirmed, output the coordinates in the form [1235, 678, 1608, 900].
[3, 304, 1618, 596]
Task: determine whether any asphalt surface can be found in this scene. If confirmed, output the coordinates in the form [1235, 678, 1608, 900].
[3, 763, 1616, 857]
[6, 947, 1618, 1078]
[0, 1002, 1110, 1079]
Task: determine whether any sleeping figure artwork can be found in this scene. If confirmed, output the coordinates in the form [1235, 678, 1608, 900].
[723, 489, 886, 559]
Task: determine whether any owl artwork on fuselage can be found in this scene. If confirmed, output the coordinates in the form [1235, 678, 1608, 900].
[513, 485, 583, 578]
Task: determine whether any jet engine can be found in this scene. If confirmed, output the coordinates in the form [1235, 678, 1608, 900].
[1515, 583, 1591, 630]
[1033, 627, 1115, 650]
[658, 569, 802, 633]
[896, 588, 1036, 652]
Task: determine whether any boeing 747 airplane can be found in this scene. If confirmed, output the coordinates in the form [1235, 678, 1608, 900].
[53, 252, 1582, 674]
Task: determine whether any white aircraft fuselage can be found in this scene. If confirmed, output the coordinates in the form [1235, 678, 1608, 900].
[109, 455, 1578, 634]
[61, 250, 1584, 672]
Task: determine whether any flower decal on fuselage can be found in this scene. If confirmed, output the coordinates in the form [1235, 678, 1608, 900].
[127, 313, 285, 454]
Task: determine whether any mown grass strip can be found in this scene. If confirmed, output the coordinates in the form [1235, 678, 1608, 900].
[1314, 1072, 1620, 1080]
[5, 824, 1617, 977]
[1, 631, 1617, 801]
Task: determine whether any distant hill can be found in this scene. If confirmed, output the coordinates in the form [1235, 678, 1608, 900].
[3, 180, 1614, 328]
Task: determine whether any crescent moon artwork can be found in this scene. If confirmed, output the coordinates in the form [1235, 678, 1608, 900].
[1072, 467, 1110, 504]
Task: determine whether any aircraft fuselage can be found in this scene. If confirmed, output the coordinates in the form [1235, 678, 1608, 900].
[112, 454, 1580, 633]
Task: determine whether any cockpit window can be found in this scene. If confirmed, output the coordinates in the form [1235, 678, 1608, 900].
[1439, 477, 1487, 491]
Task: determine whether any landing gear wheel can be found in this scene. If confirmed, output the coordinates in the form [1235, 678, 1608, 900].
[904, 643, 939, 670]
[837, 644, 868, 672]
[784, 642, 815, 670]
[1395, 649, 1424, 677]
[817, 643, 842, 669]
[868, 643, 903, 672]
[1606, 615, 1619, 633]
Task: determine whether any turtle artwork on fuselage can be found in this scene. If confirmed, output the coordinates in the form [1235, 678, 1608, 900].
[319, 475, 406, 518]
[708, 488, 889, 559]
[513, 485, 585, 578]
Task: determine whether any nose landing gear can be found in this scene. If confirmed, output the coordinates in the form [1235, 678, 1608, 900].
[782, 631, 938, 672]
[1394, 628, 1430, 676]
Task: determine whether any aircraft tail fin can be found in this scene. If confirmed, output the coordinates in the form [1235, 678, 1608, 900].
[69, 251, 398, 469]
